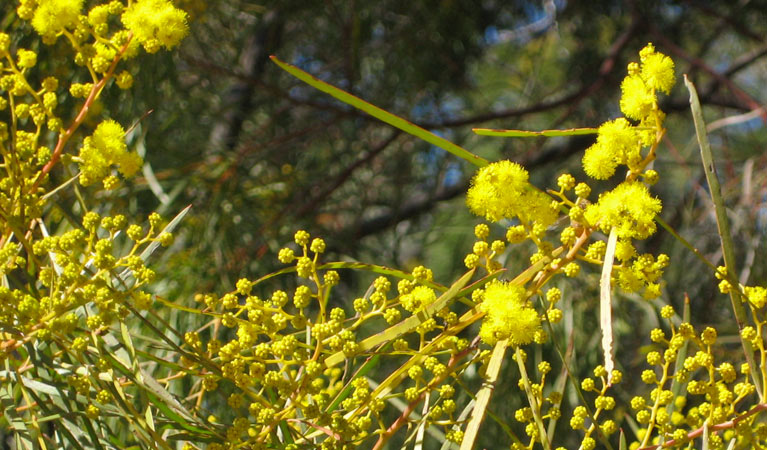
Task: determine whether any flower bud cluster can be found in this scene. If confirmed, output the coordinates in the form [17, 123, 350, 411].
[626, 305, 757, 449]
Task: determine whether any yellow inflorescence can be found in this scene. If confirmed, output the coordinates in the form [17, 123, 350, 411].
[583, 43, 674, 180]
[582, 118, 641, 180]
[31, 0, 84, 36]
[466, 160, 557, 226]
[585, 181, 661, 240]
[77, 120, 142, 186]
[121, 0, 189, 53]
[478, 280, 540, 346]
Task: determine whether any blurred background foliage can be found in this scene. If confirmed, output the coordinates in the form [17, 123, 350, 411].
[7, 0, 767, 447]
[126, 1, 767, 446]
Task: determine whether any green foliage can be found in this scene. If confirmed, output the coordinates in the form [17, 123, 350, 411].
[3, 1, 767, 450]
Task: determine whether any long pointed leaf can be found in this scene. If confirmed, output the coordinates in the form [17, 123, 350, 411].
[473, 127, 598, 137]
[685, 75, 763, 397]
[271, 56, 488, 167]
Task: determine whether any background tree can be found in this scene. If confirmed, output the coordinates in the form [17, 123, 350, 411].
[140, 3, 767, 446]
[119, 0, 767, 320]
[5, 0, 766, 447]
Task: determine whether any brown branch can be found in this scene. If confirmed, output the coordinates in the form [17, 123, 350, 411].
[723, 44, 767, 78]
[372, 337, 479, 450]
[650, 26, 766, 122]
[550, 14, 643, 127]
[354, 181, 468, 240]
[638, 403, 767, 450]
[189, 17, 639, 133]
[33, 35, 133, 190]
[294, 130, 400, 218]
[695, 44, 767, 102]
[678, 0, 764, 43]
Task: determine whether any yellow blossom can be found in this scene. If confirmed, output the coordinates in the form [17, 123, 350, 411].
[478, 280, 539, 346]
[582, 118, 642, 180]
[466, 160, 556, 226]
[122, 0, 189, 53]
[641, 52, 675, 94]
[32, 0, 83, 36]
[745, 286, 767, 309]
[585, 181, 661, 240]
[400, 285, 436, 313]
[619, 74, 655, 121]
[78, 120, 142, 186]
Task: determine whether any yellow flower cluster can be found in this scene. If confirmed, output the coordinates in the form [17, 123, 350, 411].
[623, 44, 676, 119]
[400, 285, 436, 312]
[583, 43, 674, 180]
[478, 280, 540, 346]
[582, 118, 642, 180]
[629, 309, 756, 450]
[31, 0, 83, 36]
[466, 160, 556, 226]
[122, 0, 189, 53]
[584, 181, 661, 240]
[77, 120, 142, 187]
[27, 0, 188, 54]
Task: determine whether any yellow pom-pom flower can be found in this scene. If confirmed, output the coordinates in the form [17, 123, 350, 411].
[400, 285, 436, 313]
[122, 0, 189, 53]
[619, 74, 655, 121]
[582, 141, 618, 180]
[638, 43, 675, 94]
[478, 280, 540, 346]
[78, 120, 142, 186]
[585, 181, 661, 240]
[466, 160, 556, 226]
[641, 51, 675, 94]
[467, 160, 528, 222]
[582, 118, 642, 180]
[517, 188, 558, 227]
[745, 286, 767, 309]
[619, 43, 675, 120]
[31, 0, 83, 36]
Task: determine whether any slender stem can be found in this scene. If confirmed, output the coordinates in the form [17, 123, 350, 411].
[32, 34, 133, 190]
[638, 403, 767, 450]
[515, 346, 552, 450]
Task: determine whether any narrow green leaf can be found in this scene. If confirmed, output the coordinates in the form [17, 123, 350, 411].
[120, 321, 137, 363]
[442, 400, 475, 450]
[685, 75, 763, 398]
[145, 406, 155, 432]
[655, 217, 715, 271]
[270, 56, 488, 167]
[18, 378, 60, 396]
[619, 429, 627, 450]
[118, 204, 192, 281]
[0, 373, 34, 450]
[702, 421, 709, 450]
[600, 229, 617, 381]
[140, 369, 201, 425]
[80, 417, 107, 450]
[100, 333, 133, 374]
[327, 353, 383, 412]
[144, 391, 213, 435]
[365, 307, 483, 412]
[472, 127, 598, 137]
[25, 385, 88, 448]
[667, 296, 690, 416]
[139, 204, 191, 261]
